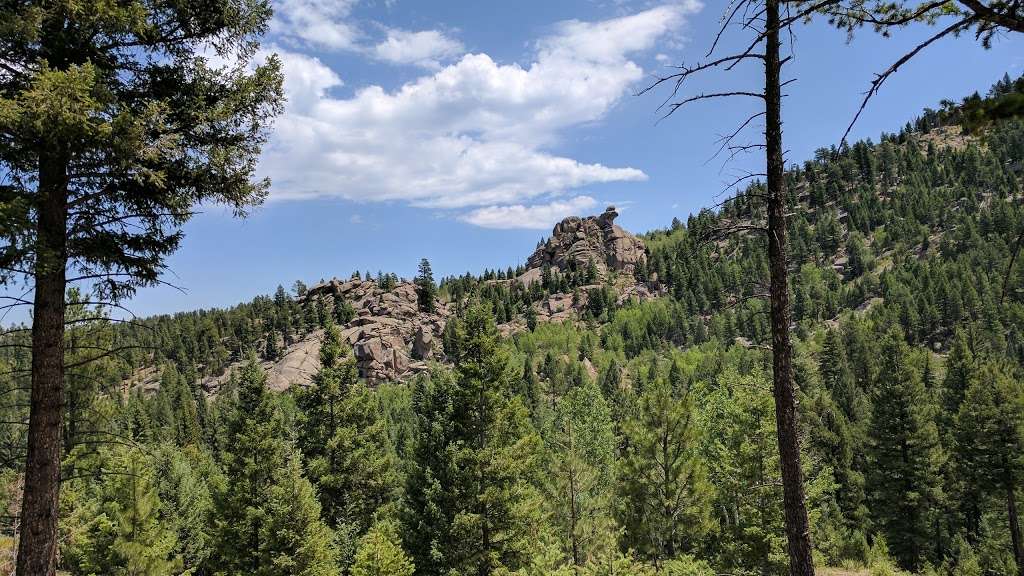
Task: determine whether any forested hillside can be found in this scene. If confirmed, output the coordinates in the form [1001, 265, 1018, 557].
[1, 73, 1023, 576]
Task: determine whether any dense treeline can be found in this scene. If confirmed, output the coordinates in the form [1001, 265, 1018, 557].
[0, 75, 1023, 575]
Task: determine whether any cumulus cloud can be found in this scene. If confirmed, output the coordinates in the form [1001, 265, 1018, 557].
[272, 0, 463, 68]
[271, 0, 362, 51]
[259, 3, 700, 227]
[539, 4, 693, 64]
[373, 29, 464, 69]
[461, 196, 599, 229]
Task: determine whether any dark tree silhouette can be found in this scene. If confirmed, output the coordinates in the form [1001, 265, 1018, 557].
[0, 2, 283, 573]
[641, 1, 816, 574]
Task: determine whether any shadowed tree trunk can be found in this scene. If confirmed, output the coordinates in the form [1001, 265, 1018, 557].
[17, 149, 69, 576]
[2, 1, 281, 570]
[765, 1, 815, 574]
[642, 1, 817, 572]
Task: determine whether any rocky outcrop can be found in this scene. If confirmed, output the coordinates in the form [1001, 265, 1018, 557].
[413, 324, 433, 360]
[524, 206, 646, 279]
[307, 278, 449, 383]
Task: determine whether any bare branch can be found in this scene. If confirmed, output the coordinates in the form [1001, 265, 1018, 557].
[840, 16, 976, 145]
[709, 111, 768, 164]
[662, 91, 766, 119]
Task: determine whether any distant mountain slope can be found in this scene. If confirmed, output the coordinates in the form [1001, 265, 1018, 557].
[9, 72, 1021, 395]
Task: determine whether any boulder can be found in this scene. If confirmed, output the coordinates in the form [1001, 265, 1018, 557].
[413, 324, 433, 360]
[354, 338, 387, 365]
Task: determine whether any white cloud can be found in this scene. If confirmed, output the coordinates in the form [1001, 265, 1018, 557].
[349, 213, 363, 224]
[273, 50, 343, 109]
[538, 3, 695, 64]
[461, 196, 599, 229]
[374, 29, 464, 69]
[260, 3, 699, 227]
[272, 0, 462, 68]
[271, 0, 362, 51]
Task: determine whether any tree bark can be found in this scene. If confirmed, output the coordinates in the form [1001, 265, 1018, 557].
[16, 151, 69, 576]
[957, 0, 1024, 34]
[764, 2, 815, 575]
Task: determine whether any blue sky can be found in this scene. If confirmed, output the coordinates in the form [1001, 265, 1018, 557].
[79, 1, 1024, 317]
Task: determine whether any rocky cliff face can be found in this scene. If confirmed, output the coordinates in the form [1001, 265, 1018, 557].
[523, 206, 646, 279]
[304, 208, 649, 383]
[306, 278, 449, 383]
[173, 208, 651, 392]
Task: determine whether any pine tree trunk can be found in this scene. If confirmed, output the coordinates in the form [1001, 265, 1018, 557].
[1007, 480, 1023, 576]
[16, 151, 69, 576]
[764, 2, 815, 575]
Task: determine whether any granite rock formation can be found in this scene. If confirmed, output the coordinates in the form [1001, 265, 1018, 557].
[524, 206, 646, 279]
[306, 278, 449, 383]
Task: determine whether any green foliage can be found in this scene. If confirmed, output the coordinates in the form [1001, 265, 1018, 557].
[693, 365, 788, 573]
[866, 537, 911, 576]
[619, 378, 713, 565]
[351, 519, 415, 576]
[63, 447, 181, 576]
[150, 445, 218, 573]
[661, 555, 716, 576]
[7, 70, 1024, 576]
[300, 373, 402, 539]
[0, 0, 284, 302]
[868, 329, 944, 569]
[546, 380, 618, 566]
[209, 361, 338, 575]
[416, 258, 438, 313]
[404, 305, 545, 576]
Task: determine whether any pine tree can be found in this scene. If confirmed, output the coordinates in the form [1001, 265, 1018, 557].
[867, 328, 944, 569]
[527, 305, 539, 332]
[954, 362, 1024, 576]
[402, 371, 460, 576]
[264, 331, 280, 361]
[519, 357, 542, 417]
[351, 519, 416, 576]
[668, 358, 686, 396]
[820, 329, 867, 425]
[151, 444, 217, 573]
[311, 381, 402, 535]
[319, 322, 346, 369]
[64, 447, 181, 576]
[1, 3, 283, 569]
[295, 326, 395, 535]
[261, 457, 340, 576]
[415, 258, 438, 313]
[274, 285, 289, 309]
[619, 379, 712, 566]
[151, 365, 202, 447]
[696, 367, 788, 573]
[815, 329, 869, 529]
[547, 380, 618, 567]
[803, 380, 866, 533]
[943, 329, 976, 425]
[599, 361, 622, 399]
[210, 360, 338, 575]
[296, 355, 357, 521]
[403, 305, 544, 575]
[334, 294, 356, 324]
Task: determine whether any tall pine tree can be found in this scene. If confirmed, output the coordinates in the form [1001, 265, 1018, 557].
[867, 328, 944, 569]
[210, 360, 338, 575]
